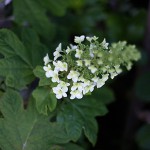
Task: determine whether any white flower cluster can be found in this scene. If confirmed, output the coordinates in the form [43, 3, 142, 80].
[43, 35, 140, 100]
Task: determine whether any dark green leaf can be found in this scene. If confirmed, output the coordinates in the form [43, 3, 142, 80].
[135, 72, 150, 102]
[33, 66, 52, 86]
[0, 29, 31, 65]
[0, 29, 34, 89]
[13, 0, 54, 38]
[92, 87, 114, 104]
[0, 90, 71, 150]
[37, 0, 69, 16]
[50, 143, 85, 150]
[136, 124, 150, 149]
[21, 28, 48, 67]
[32, 87, 57, 115]
[57, 96, 108, 145]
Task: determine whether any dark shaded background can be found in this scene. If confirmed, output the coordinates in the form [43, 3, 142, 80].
[0, 0, 150, 150]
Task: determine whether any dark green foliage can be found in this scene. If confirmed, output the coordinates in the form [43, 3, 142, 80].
[136, 124, 150, 149]
[135, 72, 150, 102]
[0, 90, 72, 150]
[57, 96, 110, 145]
[0, 0, 146, 149]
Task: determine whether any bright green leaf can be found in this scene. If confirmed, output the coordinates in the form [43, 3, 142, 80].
[32, 87, 57, 115]
[0, 90, 71, 150]
[57, 96, 108, 145]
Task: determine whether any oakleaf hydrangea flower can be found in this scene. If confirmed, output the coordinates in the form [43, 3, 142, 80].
[43, 35, 141, 100]
[75, 49, 83, 58]
[43, 54, 51, 65]
[74, 35, 85, 44]
[67, 70, 80, 82]
[101, 38, 109, 49]
[53, 43, 62, 60]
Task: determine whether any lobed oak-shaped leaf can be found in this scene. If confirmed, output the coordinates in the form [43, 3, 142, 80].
[57, 96, 109, 146]
[0, 90, 71, 150]
[0, 29, 34, 89]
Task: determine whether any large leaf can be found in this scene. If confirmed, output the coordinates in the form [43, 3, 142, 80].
[13, 0, 54, 38]
[32, 87, 57, 115]
[0, 90, 71, 150]
[21, 28, 48, 67]
[0, 29, 34, 89]
[136, 124, 150, 149]
[57, 96, 109, 145]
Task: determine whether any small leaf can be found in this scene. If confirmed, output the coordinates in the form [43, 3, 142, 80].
[32, 87, 57, 115]
[33, 66, 52, 86]
[0, 89, 71, 150]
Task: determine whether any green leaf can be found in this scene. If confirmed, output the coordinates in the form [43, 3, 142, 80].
[0, 29, 34, 89]
[32, 87, 57, 115]
[0, 29, 30, 65]
[0, 90, 71, 150]
[92, 87, 114, 104]
[37, 0, 69, 16]
[33, 66, 52, 86]
[13, 0, 54, 38]
[136, 124, 150, 149]
[135, 72, 150, 102]
[57, 96, 108, 145]
[50, 143, 85, 150]
[21, 28, 48, 67]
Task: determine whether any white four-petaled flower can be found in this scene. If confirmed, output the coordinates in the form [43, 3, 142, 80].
[70, 89, 83, 99]
[74, 35, 85, 44]
[43, 54, 51, 65]
[53, 43, 62, 60]
[52, 86, 67, 99]
[67, 70, 80, 82]
[75, 49, 83, 58]
[53, 61, 68, 72]
[88, 65, 97, 73]
[76, 60, 83, 67]
[102, 38, 109, 49]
